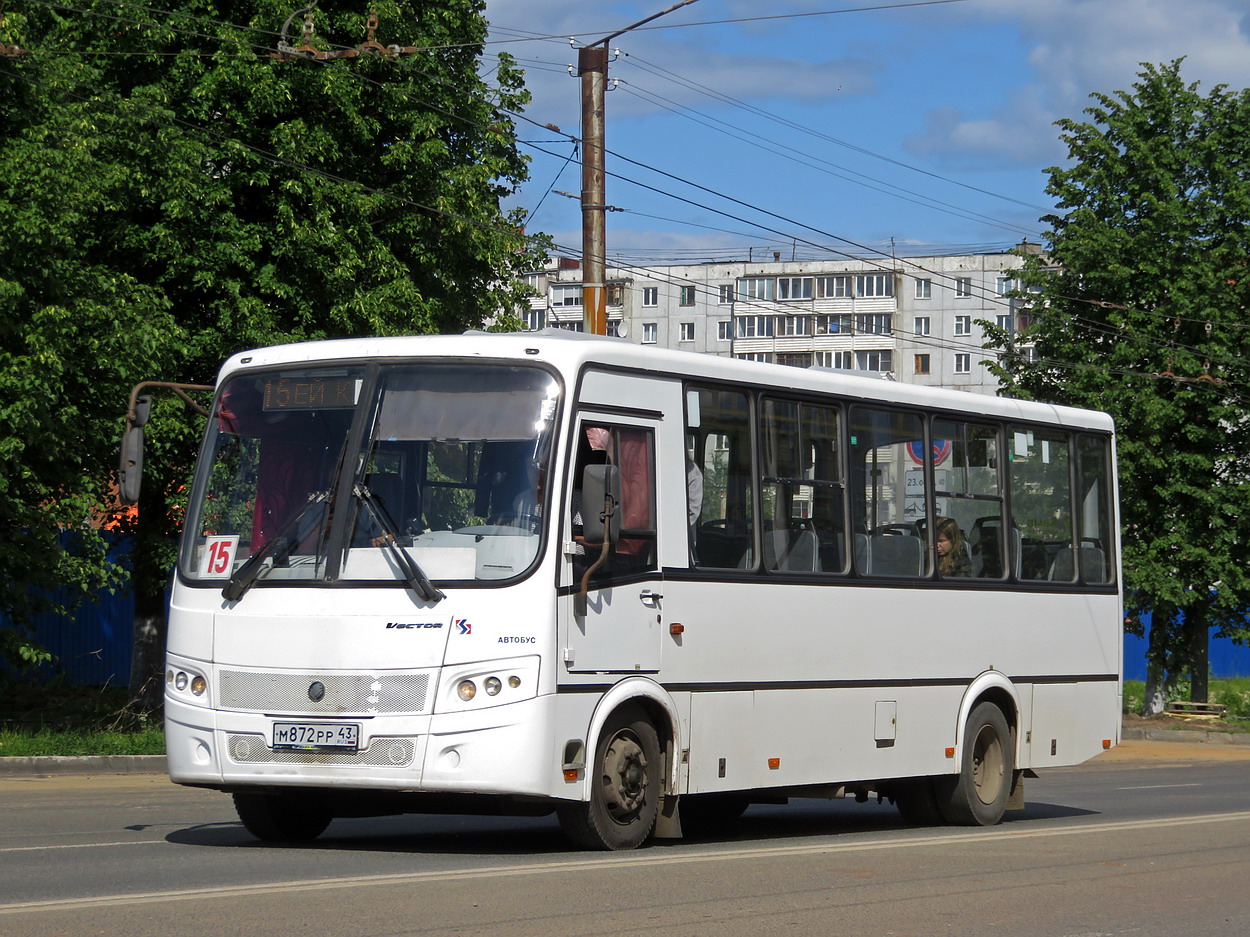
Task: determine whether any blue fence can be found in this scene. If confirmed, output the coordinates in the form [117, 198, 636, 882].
[1123, 628, 1250, 682]
[1, 535, 134, 687]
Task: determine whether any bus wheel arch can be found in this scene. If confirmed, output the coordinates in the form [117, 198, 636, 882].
[557, 702, 663, 849]
[936, 694, 1016, 826]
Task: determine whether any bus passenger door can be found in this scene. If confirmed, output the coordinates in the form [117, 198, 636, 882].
[563, 417, 663, 673]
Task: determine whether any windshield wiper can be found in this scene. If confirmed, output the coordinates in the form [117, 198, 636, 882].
[222, 491, 330, 602]
[355, 483, 445, 603]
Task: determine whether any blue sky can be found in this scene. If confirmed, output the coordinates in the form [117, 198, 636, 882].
[482, 0, 1250, 263]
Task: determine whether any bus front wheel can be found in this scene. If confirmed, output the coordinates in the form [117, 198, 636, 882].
[233, 792, 332, 843]
[935, 701, 1013, 826]
[557, 706, 660, 850]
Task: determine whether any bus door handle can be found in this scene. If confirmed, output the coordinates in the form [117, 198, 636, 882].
[639, 590, 662, 608]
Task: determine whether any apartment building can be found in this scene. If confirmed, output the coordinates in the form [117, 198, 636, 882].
[520, 245, 1038, 396]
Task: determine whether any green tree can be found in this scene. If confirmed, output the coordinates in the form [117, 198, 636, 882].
[0, 1, 546, 694]
[986, 61, 1250, 712]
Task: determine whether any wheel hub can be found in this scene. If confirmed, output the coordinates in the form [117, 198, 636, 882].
[600, 733, 649, 822]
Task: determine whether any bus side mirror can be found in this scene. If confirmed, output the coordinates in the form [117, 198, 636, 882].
[119, 395, 151, 505]
[582, 464, 620, 544]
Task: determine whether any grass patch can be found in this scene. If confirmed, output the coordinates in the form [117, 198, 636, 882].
[0, 683, 164, 758]
[1124, 677, 1250, 718]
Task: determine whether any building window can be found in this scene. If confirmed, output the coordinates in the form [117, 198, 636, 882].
[856, 350, 893, 372]
[954, 314, 971, 336]
[521, 308, 544, 331]
[954, 353, 971, 373]
[955, 276, 973, 298]
[913, 316, 930, 336]
[736, 315, 775, 338]
[855, 313, 892, 335]
[606, 283, 624, 307]
[817, 350, 853, 369]
[780, 315, 809, 336]
[551, 285, 583, 307]
[738, 277, 775, 301]
[679, 285, 696, 307]
[642, 286, 658, 307]
[814, 314, 851, 334]
[717, 320, 733, 341]
[718, 284, 736, 304]
[856, 274, 893, 298]
[914, 354, 930, 375]
[996, 313, 1013, 333]
[680, 322, 695, 342]
[776, 352, 813, 368]
[778, 277, 813, 301]
[735, 352, 773, 363]
[816, 276, 851, 298]
[996, 276, 1014, 296]
[915, 278, 932, 299]
[642, 322, 658, 344]
[605, 320, 622, 337]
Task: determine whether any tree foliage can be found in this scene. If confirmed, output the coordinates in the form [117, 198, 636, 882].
[985, 61, 1250, 709]
[0, 0, 546, 684]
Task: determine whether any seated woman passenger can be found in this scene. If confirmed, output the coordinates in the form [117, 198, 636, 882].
[935, 516, 971, 577]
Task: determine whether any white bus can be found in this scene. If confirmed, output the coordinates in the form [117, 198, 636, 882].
[164, 330, 1121, 850]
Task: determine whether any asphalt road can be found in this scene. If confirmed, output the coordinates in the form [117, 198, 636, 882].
[3, 739, 1249, 937]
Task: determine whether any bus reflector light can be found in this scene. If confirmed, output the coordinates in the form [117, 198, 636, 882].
[669, 623, 685, 635]
[1103, 739, 1112, 749]
[563, 768, 579, 781]
[767, 757, 780, 769]
[945, 747, 955, 758]
[457, 680, 477, 701]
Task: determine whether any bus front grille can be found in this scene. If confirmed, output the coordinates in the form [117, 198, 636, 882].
[219, 670, 431, 715]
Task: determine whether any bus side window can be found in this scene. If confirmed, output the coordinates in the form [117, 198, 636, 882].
[760, 396, 846, 574]
[687, 386, 755, 569]
[1008, 426, 1074, 582]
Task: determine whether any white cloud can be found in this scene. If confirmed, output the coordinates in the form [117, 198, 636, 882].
[906, 0, 1250, 169]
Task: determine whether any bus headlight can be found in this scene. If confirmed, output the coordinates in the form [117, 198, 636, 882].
[439, 657, 540, 713]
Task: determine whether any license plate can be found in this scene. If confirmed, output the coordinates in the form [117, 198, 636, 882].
[271, 722, 360, 751]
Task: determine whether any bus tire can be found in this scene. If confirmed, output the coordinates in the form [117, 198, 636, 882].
[233, 792, 332, 843]
[557, 706, 660, 850]
[935, 701, 1013, 826]
[892, 778, 945, 826]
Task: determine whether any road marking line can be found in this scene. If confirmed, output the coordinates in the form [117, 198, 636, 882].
[0, 840, 158, 854]
[1115, 783, 1201, 790]
[5, 810, 1250, 915]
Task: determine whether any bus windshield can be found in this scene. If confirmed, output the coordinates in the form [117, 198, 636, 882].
[182, 362, 560, 589]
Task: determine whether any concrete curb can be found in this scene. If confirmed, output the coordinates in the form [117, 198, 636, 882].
[1121, 726, 1250, 746]
[0, 754, 167, 777]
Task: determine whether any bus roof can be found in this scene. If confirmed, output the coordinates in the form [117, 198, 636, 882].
[218, 330, 1114, 433]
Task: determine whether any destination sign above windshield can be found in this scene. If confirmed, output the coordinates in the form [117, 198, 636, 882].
[262, 376, 358, 411]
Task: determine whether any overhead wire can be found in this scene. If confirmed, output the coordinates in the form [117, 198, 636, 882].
[11, 2, 1245, 390]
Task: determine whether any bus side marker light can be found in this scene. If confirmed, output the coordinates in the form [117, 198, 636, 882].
[767, 757, 780, 770]
[1103, 739, 1112, 749]
[945, 747, 955, 758]
[669, 623, 684, 635]
[563, 768, 580, 782]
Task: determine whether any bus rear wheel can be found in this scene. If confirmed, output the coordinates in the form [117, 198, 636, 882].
[935, 701, 1013, 826]
[233, 792, 332, 843]
[557, 706, 660, 850]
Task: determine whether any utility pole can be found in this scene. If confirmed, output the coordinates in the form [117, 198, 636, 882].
[576, 0, 703, 335]
[578, 44, 608, 336]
